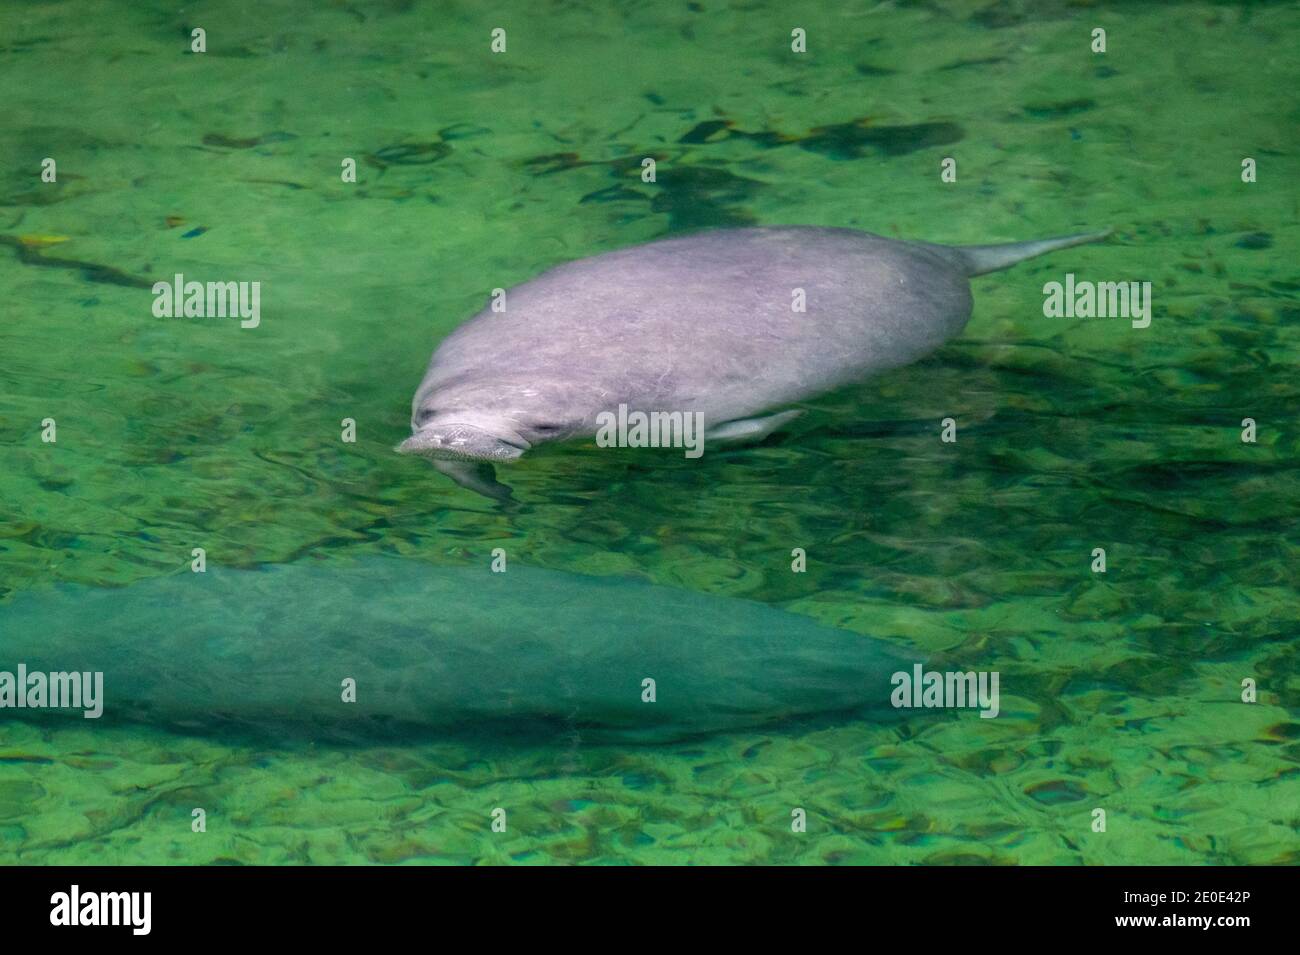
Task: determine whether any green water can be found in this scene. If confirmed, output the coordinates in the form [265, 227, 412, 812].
[1, 0, 1297, 864]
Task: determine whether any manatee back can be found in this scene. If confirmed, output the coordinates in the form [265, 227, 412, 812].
[421, 227, 973, 426]
[0, 557, 915, 741]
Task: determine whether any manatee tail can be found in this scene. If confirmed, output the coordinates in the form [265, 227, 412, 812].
[943, 228, 1112, 277]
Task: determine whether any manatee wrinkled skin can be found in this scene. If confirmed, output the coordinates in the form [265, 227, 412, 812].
[399, 226, 1108, 497]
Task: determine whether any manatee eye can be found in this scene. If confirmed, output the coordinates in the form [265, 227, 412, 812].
[531, 423, 562, 435]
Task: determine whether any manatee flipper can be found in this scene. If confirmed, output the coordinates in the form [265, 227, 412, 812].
[432, 459, 515, 501]
[706, 409, 804, 444]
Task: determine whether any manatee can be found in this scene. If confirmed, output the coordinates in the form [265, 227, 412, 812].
[399, 225, 1109, 497]
[0, 556, 917, 742]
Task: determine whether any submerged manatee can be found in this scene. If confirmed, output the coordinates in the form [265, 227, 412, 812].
[0, 557, 916, 741]
[399, 225, 1109, 497]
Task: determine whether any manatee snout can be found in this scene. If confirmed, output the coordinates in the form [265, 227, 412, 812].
[397, 423, 529, 462]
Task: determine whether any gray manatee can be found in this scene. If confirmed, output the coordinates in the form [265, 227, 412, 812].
[399, 225, 1109, 497]
[0, 556, 917, 742]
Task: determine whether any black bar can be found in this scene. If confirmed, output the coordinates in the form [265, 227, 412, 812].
[0, 865, 1285, 940]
